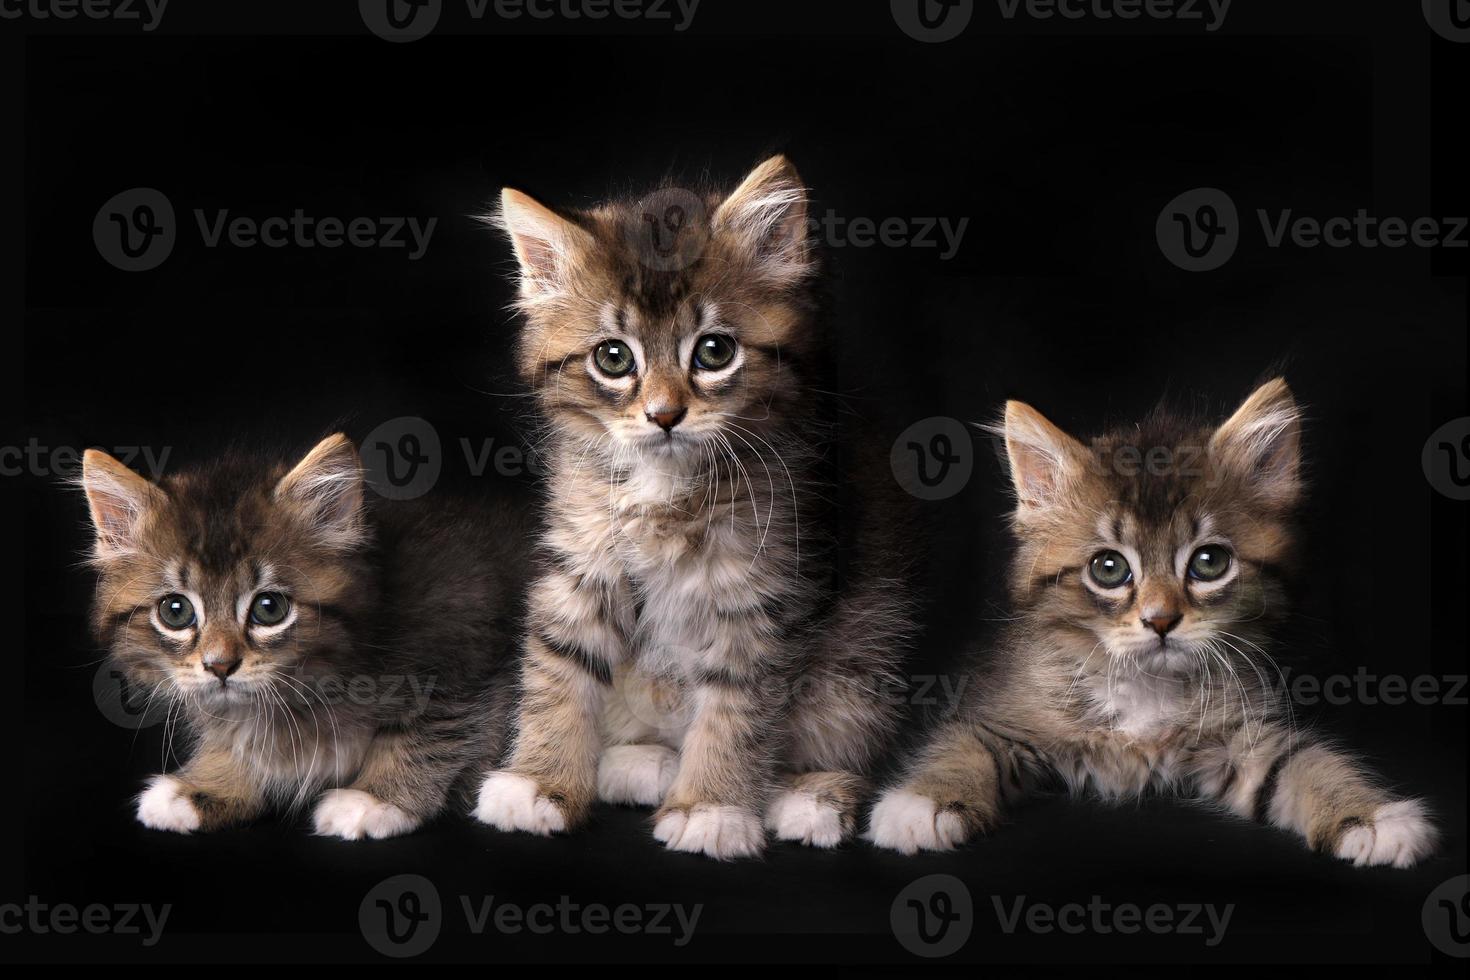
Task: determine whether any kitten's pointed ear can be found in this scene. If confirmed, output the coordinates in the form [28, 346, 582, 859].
[713, 155, 812, 282]
[496, 188, 591, 299]
[274, 434, 365, 549]
[1210, 377, 1302, 508]
[81, 449, 163, 560]
[1003, 401, 1088, 518]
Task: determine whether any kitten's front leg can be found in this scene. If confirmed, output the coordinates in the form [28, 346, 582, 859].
[474, 569, 622, 835]
[1197, 724, 1438, 868]
[136, 742, 265, 834]
[652, 667, 777, 860]
[867, 718, 1011, 854]
[313, 719, 470, 841]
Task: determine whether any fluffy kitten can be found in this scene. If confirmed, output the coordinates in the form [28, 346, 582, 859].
[869, 379, 1438, 867]
[473, 156, 915, 858]
[82, 434, 527, 839]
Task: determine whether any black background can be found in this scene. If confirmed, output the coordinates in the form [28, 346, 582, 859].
[6, 0, 1467, 966]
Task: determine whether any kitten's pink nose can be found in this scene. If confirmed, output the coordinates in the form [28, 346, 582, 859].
[646, 406, 687, 431]
[1143, 613, 1182, 637]
[203, 651, 242, 681]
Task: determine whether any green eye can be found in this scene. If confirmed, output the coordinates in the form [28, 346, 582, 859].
[1188, 545, 1232, 582]
[157, 594, 196, 630]
[594, 340, 636, 378]
[1088, 551, 1132, 589]
[249, 592, 291, 626]
[693, 334, 737, 371]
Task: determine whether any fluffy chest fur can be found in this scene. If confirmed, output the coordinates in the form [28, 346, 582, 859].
[1049, 672, 1200, 797]
[200, 707, 376, 807]
[547, 453, 797, 679]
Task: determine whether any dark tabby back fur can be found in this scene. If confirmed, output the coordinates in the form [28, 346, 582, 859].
[869, 379, 1437, 868]
[82, 434, 529, 839]
[474, 156, 916, 858]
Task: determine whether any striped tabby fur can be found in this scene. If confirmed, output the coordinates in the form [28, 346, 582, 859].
[81, 435, 528, 839]
[474, 156, 916, 858]
[869, 379, 1438, 868]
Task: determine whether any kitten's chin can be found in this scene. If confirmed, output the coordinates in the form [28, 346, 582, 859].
[631, 432, 702, 456]
[1111, 640, 1199, 677]
[183, 678, 258, 708]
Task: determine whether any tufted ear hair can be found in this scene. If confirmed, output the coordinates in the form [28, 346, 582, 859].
[494, 187, 594, 302]
[274, 433, 366, 550]
[81, 449, 164, 561]
[1002, 401, 1090, 520]
[1209, 378, 1302, 508]
[712, 155, 813, 285]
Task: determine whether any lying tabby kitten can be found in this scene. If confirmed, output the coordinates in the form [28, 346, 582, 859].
[474, 156, 915, 858]
[870, 379, 1437, 867]
[82, 434, 527, 839]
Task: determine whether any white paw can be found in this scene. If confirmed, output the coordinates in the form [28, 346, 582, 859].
[312, 789, 419, 841]
[136, 775, 202, 834]
[765, 789, 847, 848]
[598, 744, 679, 806]
[653, 804, 764, 860]
[473, 771, 567, 836]
[1335, 799, 1438, 869]
[866, 789, 969, 855]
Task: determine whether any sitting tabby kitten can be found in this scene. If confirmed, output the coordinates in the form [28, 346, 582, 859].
[81, 434, 527, 839]
[869, 379, 1437, 867]
[474, 156, 915, 858]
